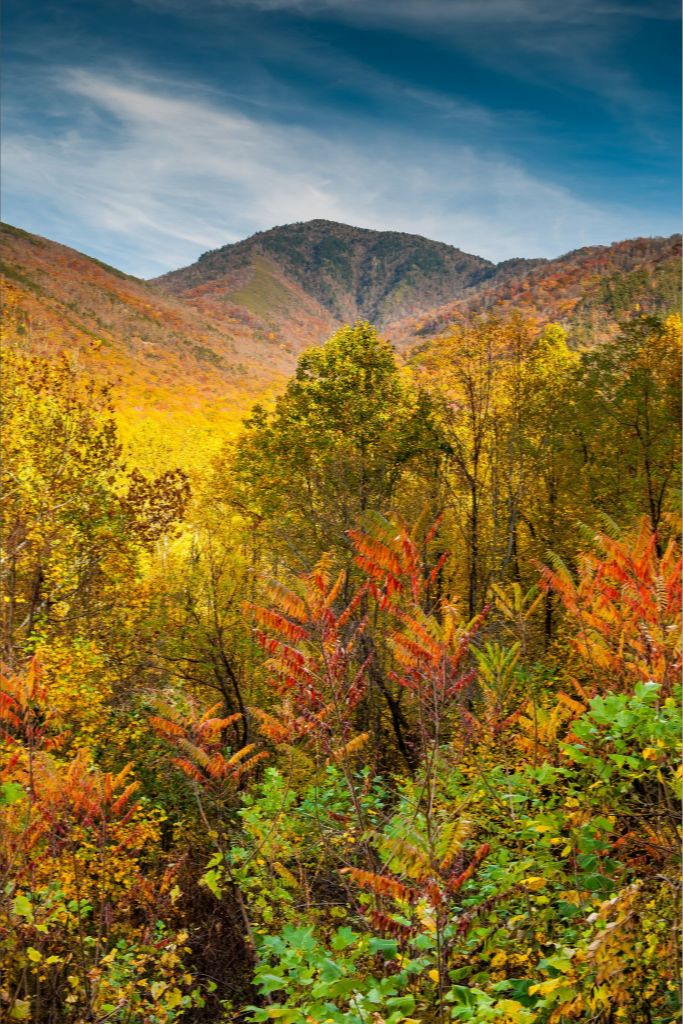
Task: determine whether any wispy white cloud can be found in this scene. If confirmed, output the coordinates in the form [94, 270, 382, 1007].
[1, 68, 673, 276]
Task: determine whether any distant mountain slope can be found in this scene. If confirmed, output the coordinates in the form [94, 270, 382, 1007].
[390, 234, 681, 346]
[2, 220, 680, 470]
[154, 219, 505, 327]
[0, 223, 317, 429]
[0, 222, 322, 469]
[153, 220, 680, 352]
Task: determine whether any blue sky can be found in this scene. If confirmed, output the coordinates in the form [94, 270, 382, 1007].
[2, 0, 680, 276]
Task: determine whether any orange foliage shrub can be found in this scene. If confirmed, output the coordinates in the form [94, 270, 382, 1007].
[541, 518, 681, 694]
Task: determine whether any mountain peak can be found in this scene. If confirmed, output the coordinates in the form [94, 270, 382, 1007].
[156, 219, 496, 325]
[201, 218, 488, 263]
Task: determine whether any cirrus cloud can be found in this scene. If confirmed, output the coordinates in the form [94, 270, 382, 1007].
[2, 67, 670, 277]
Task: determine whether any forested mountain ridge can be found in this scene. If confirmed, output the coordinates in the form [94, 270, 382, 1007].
[154, 220, 680, 348]
[0, 222, 327, 467]
[389, 233, 681, 344]
[153, 219, 503, 327]
[1, 219, 680, 472]
[3, 220, 680, 398]
[0, 221, 304, 395]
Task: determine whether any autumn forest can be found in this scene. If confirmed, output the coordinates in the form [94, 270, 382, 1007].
[0, 211, 681, 1024]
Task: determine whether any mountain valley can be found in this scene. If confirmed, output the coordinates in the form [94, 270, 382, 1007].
[1, 218, 680, 467]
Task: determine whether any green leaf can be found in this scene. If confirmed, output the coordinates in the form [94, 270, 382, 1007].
[319, 957, 344, 982]
[368, 937, 398, 956]
[257, 973, 288, 996]
[581, 873, 613, 893]
[12, 894, 33, 921]
[386, 994, 415, 1012]
[0, 781, 25, 806]
[323, 978, 360, 998]
[448, 985, 484, 1008]
[330, 926, 357, 951]
[201, 868, 222, 899]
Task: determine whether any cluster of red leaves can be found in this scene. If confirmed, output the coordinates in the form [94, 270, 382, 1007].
[150, 699, 267, 788]
[344, 841, 491, 936]
[351, 516, 488, 719]
[244, 562, 370, 752]
[541, 518, 681, 694]
[0, 658, 63, 752]
[2, 750, 141, 866]
[348, 514, 446, 611]
[245, 516, 489, 754]
[0, 662, 148, 889]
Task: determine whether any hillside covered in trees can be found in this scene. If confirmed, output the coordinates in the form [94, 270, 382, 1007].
[1, 221, 681, 1024]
